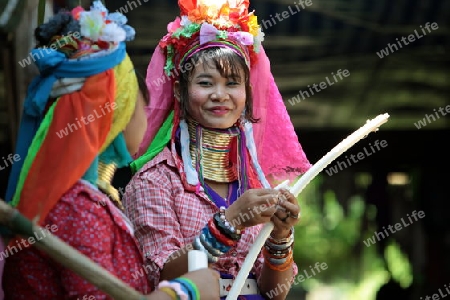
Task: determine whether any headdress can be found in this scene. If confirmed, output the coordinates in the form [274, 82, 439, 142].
[5, 1, 138, 225]
[132, 0, 312, 187]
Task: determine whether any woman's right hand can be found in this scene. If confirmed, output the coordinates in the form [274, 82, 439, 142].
[225, 189, 279, 230]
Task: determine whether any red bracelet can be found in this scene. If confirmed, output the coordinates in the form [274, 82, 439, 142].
[208, 218, 237, 247]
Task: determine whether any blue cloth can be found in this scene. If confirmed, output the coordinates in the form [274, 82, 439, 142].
[5, 43, 127, 202]
[82, 133, 133, 185]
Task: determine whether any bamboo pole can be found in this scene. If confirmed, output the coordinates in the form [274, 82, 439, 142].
[0, 200, 146, 300]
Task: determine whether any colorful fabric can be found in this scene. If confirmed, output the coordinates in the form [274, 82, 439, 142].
[130, 110, 174, 174]
[5, 42, 126, 203]
[122, 147, 298, 290]
[9, 53, 137, 227]
[3, 180, 150, 299]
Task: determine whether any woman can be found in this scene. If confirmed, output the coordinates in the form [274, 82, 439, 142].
[2, 2, 219, 299]
[124, 1, 312, 299]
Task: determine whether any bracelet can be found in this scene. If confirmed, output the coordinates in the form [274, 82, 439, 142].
[159, 287, 178, 300]
[269, 227, 294, 244]
[264, 246, 292, 258]
[266, 256, 294, 272]
[199, 232, 226, 257]
[264, 244, 292, 254]
[263, 246, 292, 260]
[213, 212, 241, 241]
[202, 225, 233, 252]
[263, 247, 293, 263]
[158, 280, 188, 300]
[192, 235, 219, 263]
[263, 248, 294, 272]
[172, 277, 200, 300]
[219, 206, 243, 235]
[265, 238, 294, 251]
[207, 219, 237, 247]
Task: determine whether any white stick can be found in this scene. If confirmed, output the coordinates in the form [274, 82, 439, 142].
[226, 113, 390, 300]
[290, 113, 390, 197]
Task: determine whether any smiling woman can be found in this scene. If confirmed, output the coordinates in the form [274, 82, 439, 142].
[123, 1, 312, 299]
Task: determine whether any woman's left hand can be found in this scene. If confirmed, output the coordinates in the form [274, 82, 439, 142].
[270, 188, 301, 239]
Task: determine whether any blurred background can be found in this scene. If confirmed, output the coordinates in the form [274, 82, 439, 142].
[1, 0, 449, 299]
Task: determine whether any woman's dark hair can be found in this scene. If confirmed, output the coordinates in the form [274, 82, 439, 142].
[177, 47, 258, 123]
[34, 12, 80, 47]
[135, 70, 150, 105]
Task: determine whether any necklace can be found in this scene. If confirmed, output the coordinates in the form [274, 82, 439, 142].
[96, 161, 124, 211]
[187, 120, 240, 183]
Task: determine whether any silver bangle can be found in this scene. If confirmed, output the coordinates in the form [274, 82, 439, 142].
[193, 236, 218, 263]
[269, 256, 288, 265]
[199, 232, 225, 257]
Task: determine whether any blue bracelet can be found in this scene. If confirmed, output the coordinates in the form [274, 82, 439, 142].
[172, 277, 200, 300]
[201, 226, 231, 253]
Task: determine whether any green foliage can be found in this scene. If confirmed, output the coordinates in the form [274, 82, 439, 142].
[290, 174, 412, 299]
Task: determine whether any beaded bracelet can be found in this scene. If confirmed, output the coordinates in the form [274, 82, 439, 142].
[158, 280, 188, 300]
[219, 206, 243, 234]
[213, 212, 242, 241]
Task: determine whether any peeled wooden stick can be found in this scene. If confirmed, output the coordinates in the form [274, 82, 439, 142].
[0, 200, 146, 300]
[226, 113, 390, 300]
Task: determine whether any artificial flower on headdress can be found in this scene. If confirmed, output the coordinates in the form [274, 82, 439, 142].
[71, 0, 135, 44]
[160, 0, 265, 76]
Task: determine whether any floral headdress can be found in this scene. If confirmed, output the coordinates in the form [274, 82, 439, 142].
[135, 0, 312, 186]
[159, 0, 265, 75]
[35, 0, 135, 58]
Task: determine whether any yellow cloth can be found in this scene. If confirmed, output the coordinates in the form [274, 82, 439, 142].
[101, 54, 138, 152]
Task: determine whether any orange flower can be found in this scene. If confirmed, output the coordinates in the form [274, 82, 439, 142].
[179, 0, 197, 16]
[218, 3, 230, 17]
[188, 5, 209, 23]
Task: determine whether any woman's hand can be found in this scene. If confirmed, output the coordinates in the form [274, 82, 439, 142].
[179, 268, 220, 299]
[271, 189, 301, 239]
[150, 268, 220, 300]
[225, 189, 279, 230]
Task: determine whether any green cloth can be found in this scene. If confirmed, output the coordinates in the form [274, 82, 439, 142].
[130, 111, 174, 174]
[11, 100, 56, 207]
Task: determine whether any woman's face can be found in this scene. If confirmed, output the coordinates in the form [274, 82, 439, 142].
[123, 90, 147, 156]
[176, 57, 247, 129]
